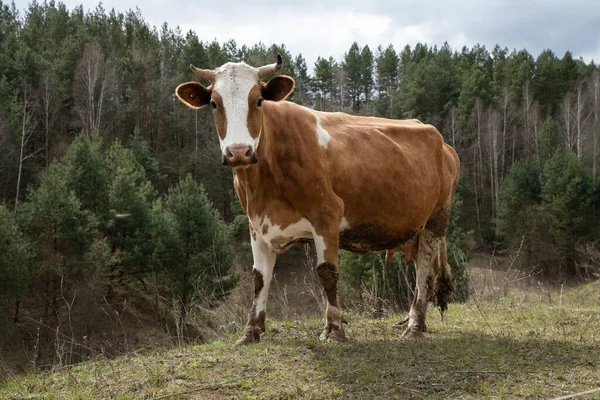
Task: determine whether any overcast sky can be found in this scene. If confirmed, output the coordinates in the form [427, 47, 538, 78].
[12, 0, 600, 69]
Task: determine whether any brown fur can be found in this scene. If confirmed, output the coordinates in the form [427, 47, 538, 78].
[233, 102, 459, 246]
[253, 268, 264, 297]
[432, 238, 453, 314]
[316, 262, 339, 307]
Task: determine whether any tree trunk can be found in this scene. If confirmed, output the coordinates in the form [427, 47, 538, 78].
[592, 71, 600, 177]
[576, 83, 584, 159]
[15, 84, 34, 212]
[194, 110, 199, 179]
[178, 291, 188, 341]
[13, 295, 20, 323]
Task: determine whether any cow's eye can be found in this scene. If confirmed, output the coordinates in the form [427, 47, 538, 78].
[210, 100, 217, 109]
[257, 97, 264, 107]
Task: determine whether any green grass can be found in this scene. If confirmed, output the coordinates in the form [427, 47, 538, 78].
[2, 284, 600, 399]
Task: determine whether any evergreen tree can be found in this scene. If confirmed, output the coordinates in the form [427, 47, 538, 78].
[312, 56, 336, 110]
[540, 147, 594, 265]
[375, 44, 399, 117]
[153, 174, 234, 333]
[360, 45, 374, 108]
[292, 53, 310, 105]
[343, 42, 362, 112]
[19, 163, 95, 315]
[534, 50, 562, 115]
[105, 139, 156, 278]
[62, 134, 110, 219]
[129, 133, 164, 191]
[0, 203, 32, 322]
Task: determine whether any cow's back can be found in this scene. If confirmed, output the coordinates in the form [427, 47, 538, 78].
[315, 111, 459, 248]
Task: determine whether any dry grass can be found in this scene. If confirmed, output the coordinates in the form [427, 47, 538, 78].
[2, 278, 600, 400]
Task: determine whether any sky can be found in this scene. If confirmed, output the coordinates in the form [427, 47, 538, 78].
[12, 0, 600, 69]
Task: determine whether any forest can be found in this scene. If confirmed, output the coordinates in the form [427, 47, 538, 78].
[1, 0, 600, 374]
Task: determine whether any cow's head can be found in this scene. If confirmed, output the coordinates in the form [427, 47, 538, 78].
[175, 54, 295, 168]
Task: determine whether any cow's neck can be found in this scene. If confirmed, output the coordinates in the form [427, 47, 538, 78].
[232, 102, 278, 193]
[233, 101, 301, 200]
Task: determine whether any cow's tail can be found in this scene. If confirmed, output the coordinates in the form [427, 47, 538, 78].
[432, 237, 453, 317]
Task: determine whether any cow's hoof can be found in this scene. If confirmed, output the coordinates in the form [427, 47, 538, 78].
[235, 326, 261, 345]
[401, 326, 424, 339]
[319, 327, 346, 342]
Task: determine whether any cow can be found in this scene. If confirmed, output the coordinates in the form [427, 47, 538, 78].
[175, 55, 460, 344]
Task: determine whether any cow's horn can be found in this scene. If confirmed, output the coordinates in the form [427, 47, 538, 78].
[258, 54, 283, 78]
[190, 64, 216, 81]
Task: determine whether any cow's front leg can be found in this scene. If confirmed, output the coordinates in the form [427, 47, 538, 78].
[312, 226, 345, 341]
[236, 229, 276, 345]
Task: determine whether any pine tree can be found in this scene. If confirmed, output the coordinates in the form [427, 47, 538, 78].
[62, 134, 110, 219]
[375, 44, 399, 117]
[360, 45, 374, 110]
[152, 174, 234, 334]
[312, 56, 336, 110]
[105, 139, 156, 278]
[343, 42, 362, 113]
[0, 204, 32, 322]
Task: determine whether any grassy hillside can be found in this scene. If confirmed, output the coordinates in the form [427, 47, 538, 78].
[2, 280, 599, 400]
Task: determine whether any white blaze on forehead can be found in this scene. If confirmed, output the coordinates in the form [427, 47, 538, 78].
[213, 62, 261, 153]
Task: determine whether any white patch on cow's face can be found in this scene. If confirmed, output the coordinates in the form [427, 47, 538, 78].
[213, 62, 261, 155]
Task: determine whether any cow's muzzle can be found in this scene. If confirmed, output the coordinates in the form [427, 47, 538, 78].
[222, 144, 258, 167]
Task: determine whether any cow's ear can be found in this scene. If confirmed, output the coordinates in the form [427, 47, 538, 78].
[262, 75, 295, 101]
[175, 81, 212, 109]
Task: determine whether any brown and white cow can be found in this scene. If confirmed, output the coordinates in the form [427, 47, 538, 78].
[175, 55, 460, 344]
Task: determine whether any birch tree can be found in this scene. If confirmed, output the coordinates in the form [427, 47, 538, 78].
[73, 41, 115, 137]
[589, 70, 600, 176]
[39, 70, 60, 167]
[15, 84, 38, 211]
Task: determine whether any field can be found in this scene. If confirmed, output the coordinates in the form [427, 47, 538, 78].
[1, 278, 599, 399]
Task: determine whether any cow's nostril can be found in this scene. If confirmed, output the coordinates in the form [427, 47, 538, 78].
[226, 147, 234, 158]
[245, 147, 252, 157]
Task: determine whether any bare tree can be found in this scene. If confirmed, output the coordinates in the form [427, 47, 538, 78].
[560, 83, 590, 159]
[73, 41, 115, 137]
[498, 86, 515, 176]
[40, 70, 60, 167]
[445, 106, 461, 150]
[336, 67, 346, 111]
[588, 71, 599, 176]
[486, 107, 501, 215]
[559, 90, 577, 154]
[15, 84, 39, 211]
[522, 81, 541, 159]
[575, 80, 590, 160]
[471, 98, 485, 232]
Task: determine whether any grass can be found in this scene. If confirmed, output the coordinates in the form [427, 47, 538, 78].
[1, 282, 600, 399]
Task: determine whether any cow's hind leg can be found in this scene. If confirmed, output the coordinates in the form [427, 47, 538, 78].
[402, 208, 450, 338]
[236, 229, 276, 345]
[312, 224, 345, 341]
